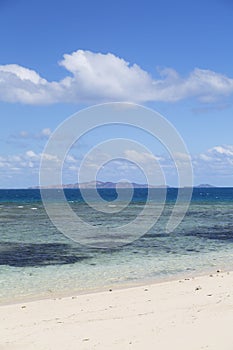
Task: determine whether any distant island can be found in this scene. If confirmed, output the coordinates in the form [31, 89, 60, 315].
[30, 181, 169, 189]
[29, 181, 216, 189]
[194, 184, 216, 188]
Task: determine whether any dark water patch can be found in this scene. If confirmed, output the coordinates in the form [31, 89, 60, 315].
[143, 232, 170, 238]
[0, 189, 42, 203]
[0, 242, 91, 267]
[184, 226, 233, 241]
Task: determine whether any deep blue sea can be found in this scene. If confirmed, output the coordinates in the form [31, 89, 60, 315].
[0, 188, 233, 303]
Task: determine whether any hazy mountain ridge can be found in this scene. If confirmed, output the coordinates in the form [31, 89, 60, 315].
[30, 181, 169, 189]
[30, 181, 216, 189]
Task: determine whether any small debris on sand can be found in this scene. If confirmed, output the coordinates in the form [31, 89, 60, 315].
[195, 286, 202, 291]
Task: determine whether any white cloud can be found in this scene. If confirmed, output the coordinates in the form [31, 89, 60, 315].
[124, 149, 162, 164]
[193, 145, 233, 179]
[65, 155, 77, 163]
[0, 144, 233, 187]
[26, 150, 38, 158]
[41, 153, 61, 162]
[198, 153, 213, 162]
[41, 128, 52, 137]
[210, 145, 233, 157]
[0, 64, 46, 84]
[0, 50, 233, 105]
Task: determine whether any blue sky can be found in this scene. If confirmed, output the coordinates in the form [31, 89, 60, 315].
[0, 0, 233, 188]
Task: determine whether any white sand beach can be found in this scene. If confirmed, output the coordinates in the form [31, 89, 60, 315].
[1, 271, 233, 350]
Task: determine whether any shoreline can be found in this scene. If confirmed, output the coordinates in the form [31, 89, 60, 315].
[1, 269, 233, 349]
[0, 264, 228, 306]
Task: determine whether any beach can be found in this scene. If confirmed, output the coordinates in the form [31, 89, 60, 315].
[1, 270, 233, 350]
[1, 188, 233, 349]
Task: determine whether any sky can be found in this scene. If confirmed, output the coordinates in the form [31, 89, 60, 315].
[0, 0, 233, 188]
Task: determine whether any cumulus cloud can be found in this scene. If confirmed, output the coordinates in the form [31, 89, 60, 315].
[0, 151, 39, 174]
[193, 145, 233, 179]
[0, 64, 59, 104]
[124, 149, 162, 163]
[0, 64, 46, 84]
[26, 150, 38, 159]
[210, 145, 233, 157]
[0, 150, 79, 178]
[1, 144, 233, 186]
[0, 50, 233, 105]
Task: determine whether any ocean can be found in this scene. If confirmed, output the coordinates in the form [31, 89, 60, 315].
[0, 187, 233, 303]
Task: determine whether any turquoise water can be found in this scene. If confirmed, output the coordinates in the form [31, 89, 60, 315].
[0, 188, 233, 303]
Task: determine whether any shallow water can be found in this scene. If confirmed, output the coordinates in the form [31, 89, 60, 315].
[0, 188, 233, 303]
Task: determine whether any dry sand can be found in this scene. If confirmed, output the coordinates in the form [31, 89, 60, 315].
[1, 271, 233, 350]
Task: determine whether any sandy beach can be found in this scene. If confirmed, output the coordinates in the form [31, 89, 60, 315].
[1, 270, 233, 350]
